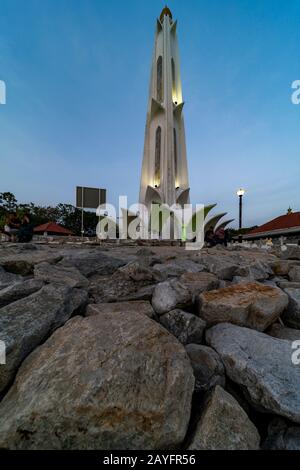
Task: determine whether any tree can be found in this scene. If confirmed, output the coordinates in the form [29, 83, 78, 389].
[56, 204, 98, 236]
[0, 192, 18, 229]
[0, 192, 18, 212]
[0, 192, 99, 235]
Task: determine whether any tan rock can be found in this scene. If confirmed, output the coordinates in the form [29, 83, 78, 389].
[86, 300, 155, 318]
[198, 282, 288, 331]
[188, 386, 260, 450]
[0, 312, 194, 449]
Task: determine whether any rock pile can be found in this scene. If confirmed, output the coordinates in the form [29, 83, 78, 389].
[0, 242, 299, 449]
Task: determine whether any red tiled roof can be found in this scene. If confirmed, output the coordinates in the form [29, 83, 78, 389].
[249, 212, 300, 235]
[34, 222, 73, 235]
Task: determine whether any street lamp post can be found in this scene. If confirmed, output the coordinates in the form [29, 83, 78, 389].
[236, 189, 245, 231]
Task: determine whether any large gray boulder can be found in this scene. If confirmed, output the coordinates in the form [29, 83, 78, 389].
[185, 344, 225, 392]
[282, 288, 300, 328]
[58, 250, 125, 277]
[86, 300, 155, 319]
[34, 262, 88, 288]
[0, 285, 88, 394]
[0, 279, 44, 308]
[198, 282, 288, 331]
[188, 386, 260, 450]
[206, 323, 300, 423]
[160, 309, 206, 345]
[152, 272, 219, 315]
[0, 312, 194, 450]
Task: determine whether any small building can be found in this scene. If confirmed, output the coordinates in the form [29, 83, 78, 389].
[244, 211, 300, 241]
[34, 222, 73, 237]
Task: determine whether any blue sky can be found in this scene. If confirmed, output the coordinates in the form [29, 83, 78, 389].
[0, 0, 299, 228]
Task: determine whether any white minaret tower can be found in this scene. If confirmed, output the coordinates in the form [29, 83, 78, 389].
[139, 6, 190, 210]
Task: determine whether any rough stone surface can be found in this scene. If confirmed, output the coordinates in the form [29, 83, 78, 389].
[0, 248, 62, 275]
[282, 288, 300, 329]
[0, 312, 194, 450]
[277, 281, 300, 289]
[152, 272, 218, 315]
[34, 262, 88, 288]
[185, 344, 225, 392]
[153, 258, 206, 278]
[206, 323, 300, 423]
[272, 260, 292, 276]
[0, 242, 297, 450]
[136, 248, 155, 257]
[235, 261, 272, 281]
[160, 310, 206, 345]
[122, 284, 156, 301]
[198, 253, 237, 280]
[196, 248, 277, 281]
[272, 260, 300, 277]
[289, 266, 300, 282]
[0, 279, 44, 308]
[180, 272, 219, 297]
[188, 386, 260, 450]
[86, 300, 155, 319]
[88, 260, 163, 303]
[268, 324, 300, 341]
[0, 267, 23, 289]
[263, 418, 300, 450]
[232, 276, 252, 285]
[281, 246, 300, 260]
[117, 261, 163, 283]
[58, 250, 126, 277]
[198, 282, 288, 331]
[151, 279, 191, 315]
[89, 266, 158, 303]
[0, 285, 88, 393]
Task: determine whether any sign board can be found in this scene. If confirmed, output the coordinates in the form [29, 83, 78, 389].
[76, 187, 106, 209]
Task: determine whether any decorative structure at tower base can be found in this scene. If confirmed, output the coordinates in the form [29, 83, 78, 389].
[139, 6, 190, 210]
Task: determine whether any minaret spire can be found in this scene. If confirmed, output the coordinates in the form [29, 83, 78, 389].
[139, 8, 190, 209]
[159, 5, 172, 23]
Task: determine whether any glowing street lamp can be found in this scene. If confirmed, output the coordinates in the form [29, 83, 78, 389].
[236, 188, 246, 231]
